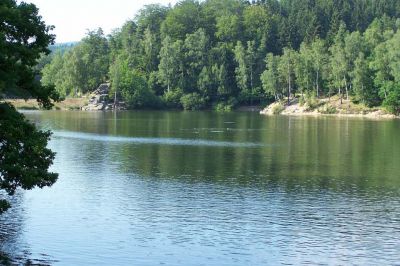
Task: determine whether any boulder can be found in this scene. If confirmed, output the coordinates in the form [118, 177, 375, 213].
[82, 83, 127, 111]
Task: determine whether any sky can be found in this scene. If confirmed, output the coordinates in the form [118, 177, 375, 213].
[25, 0, 177, 43]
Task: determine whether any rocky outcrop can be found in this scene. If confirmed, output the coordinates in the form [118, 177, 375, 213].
[81, 83, 126, 111]
[260, 97, 398, 119]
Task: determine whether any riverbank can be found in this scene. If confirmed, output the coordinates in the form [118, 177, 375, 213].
[260, 96, 398, 119]
[5, 95, 399, 119]
[5, 97, 262, 112]
[5, 98, 88, 110]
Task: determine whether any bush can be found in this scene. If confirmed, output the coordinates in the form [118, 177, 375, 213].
[215, 102, 233, 112]
[113, 68, 159, 109]
[299, 95, 306, 106]
[214, 98, 237, 112]
[162, 88, 183, 108]
[305, 92, 321, 111]
[272, 103, 285, 114]
[383, 87, 400, 115]
[180, 93, 207, 110]
[320, 105, 337, 114]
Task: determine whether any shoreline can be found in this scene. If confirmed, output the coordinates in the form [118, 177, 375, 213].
[261, 110, 399, 119]
[260, 97, 399, 119]
[4, 98, 399, 119]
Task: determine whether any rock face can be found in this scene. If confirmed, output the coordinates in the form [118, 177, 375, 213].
[82, 83, 126, 111]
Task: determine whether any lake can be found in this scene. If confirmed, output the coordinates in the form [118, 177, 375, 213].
[1, 111, 400, 265]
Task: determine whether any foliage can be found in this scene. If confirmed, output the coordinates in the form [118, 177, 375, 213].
[305, 92, 321, 110]
[320, 105, 338, 114]
[114, 60, 157, 108]
[383, 86, 400, 114]
[271, 103, 285, 115]
[38, 0, 400, 113]
[42, 28, 109, 97]
[162, 88, 184, 108]
[180, 93, 207, 110]
[214, 98, 237, 112]
[1, 0, 59, 214]
[0, 103, 58, 196]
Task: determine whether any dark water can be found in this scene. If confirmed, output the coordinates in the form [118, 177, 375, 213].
[1, 111, 400, 265]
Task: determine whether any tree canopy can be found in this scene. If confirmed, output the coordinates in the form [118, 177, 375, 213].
[0, 0, 59, 213]
[41, 0, 400, 113]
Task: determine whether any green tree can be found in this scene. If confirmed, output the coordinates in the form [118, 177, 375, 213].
[294, 43, 313, 97]
[197, 66, 213, 98]
[329, 24, 348, 103]
[41, 52, 67, 96]
[243, 5, 271, 42]
[310, 38, 327, 98]
[234, 41, 248, 100]
[278, 47, 295, 105]
[370, 39, 393, 100]
[112, 59, 156, 108]
[0, 0, 59, 213]
[183, 28, 209, 92]
[158, 36, 182, 92]
[383, 30, 400, 113]
[261, 53, 281, 101]
[161, 0, 202, 40]
[34, 0, 400, 112]
[42, 29, 109, 96]
[142, 28, 159, 74]
[216, 14, 241, 43]
[234, 41, 260, 104]
[352, 52, 375, 105]
[79, 28, 110, 93]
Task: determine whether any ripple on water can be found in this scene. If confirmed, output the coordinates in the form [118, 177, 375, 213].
[52, 131, 266, 148]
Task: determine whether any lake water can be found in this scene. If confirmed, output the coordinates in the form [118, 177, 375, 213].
[1, 111, 400, 265]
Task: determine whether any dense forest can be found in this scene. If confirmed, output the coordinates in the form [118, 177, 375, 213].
[40, 0, 400, 113]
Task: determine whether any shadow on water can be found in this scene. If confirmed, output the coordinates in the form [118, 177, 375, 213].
[0, 193, 57, 265]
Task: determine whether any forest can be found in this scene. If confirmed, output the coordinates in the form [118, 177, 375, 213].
[39, 0, 400, 113]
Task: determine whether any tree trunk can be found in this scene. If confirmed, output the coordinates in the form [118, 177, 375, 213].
[250, 67, 254, 106]
[361, 84, 364, 103]
[287, 65, 291, 106]
[316, 70, 319, 98]
[114, 90, 117, 109]
[344, 76, 349, 101]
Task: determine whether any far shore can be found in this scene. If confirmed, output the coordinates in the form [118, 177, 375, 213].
[260, 96, 399, 119]
[4, 97, 399, 119]
[4, 98, 88, 111]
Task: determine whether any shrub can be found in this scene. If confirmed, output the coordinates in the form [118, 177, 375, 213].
[272, 103, 285, 114]
[162, 88, 184, 108]
[320, 105, 337, 114]
[215, 102, 233, 112]
[115, 69, 160, 109]
[180, 93, 207, 110]
[299, 96, 305, 106]
[214, 98, 237, 112]
[383, 87, 400, 115]
[304, 92, 321, 111]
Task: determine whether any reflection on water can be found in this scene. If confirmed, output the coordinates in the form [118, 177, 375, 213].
[53, 131, 265, 147]
[1, 111, 400, 265]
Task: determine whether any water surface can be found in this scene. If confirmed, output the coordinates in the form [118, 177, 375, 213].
[1, 111, 399, 265]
